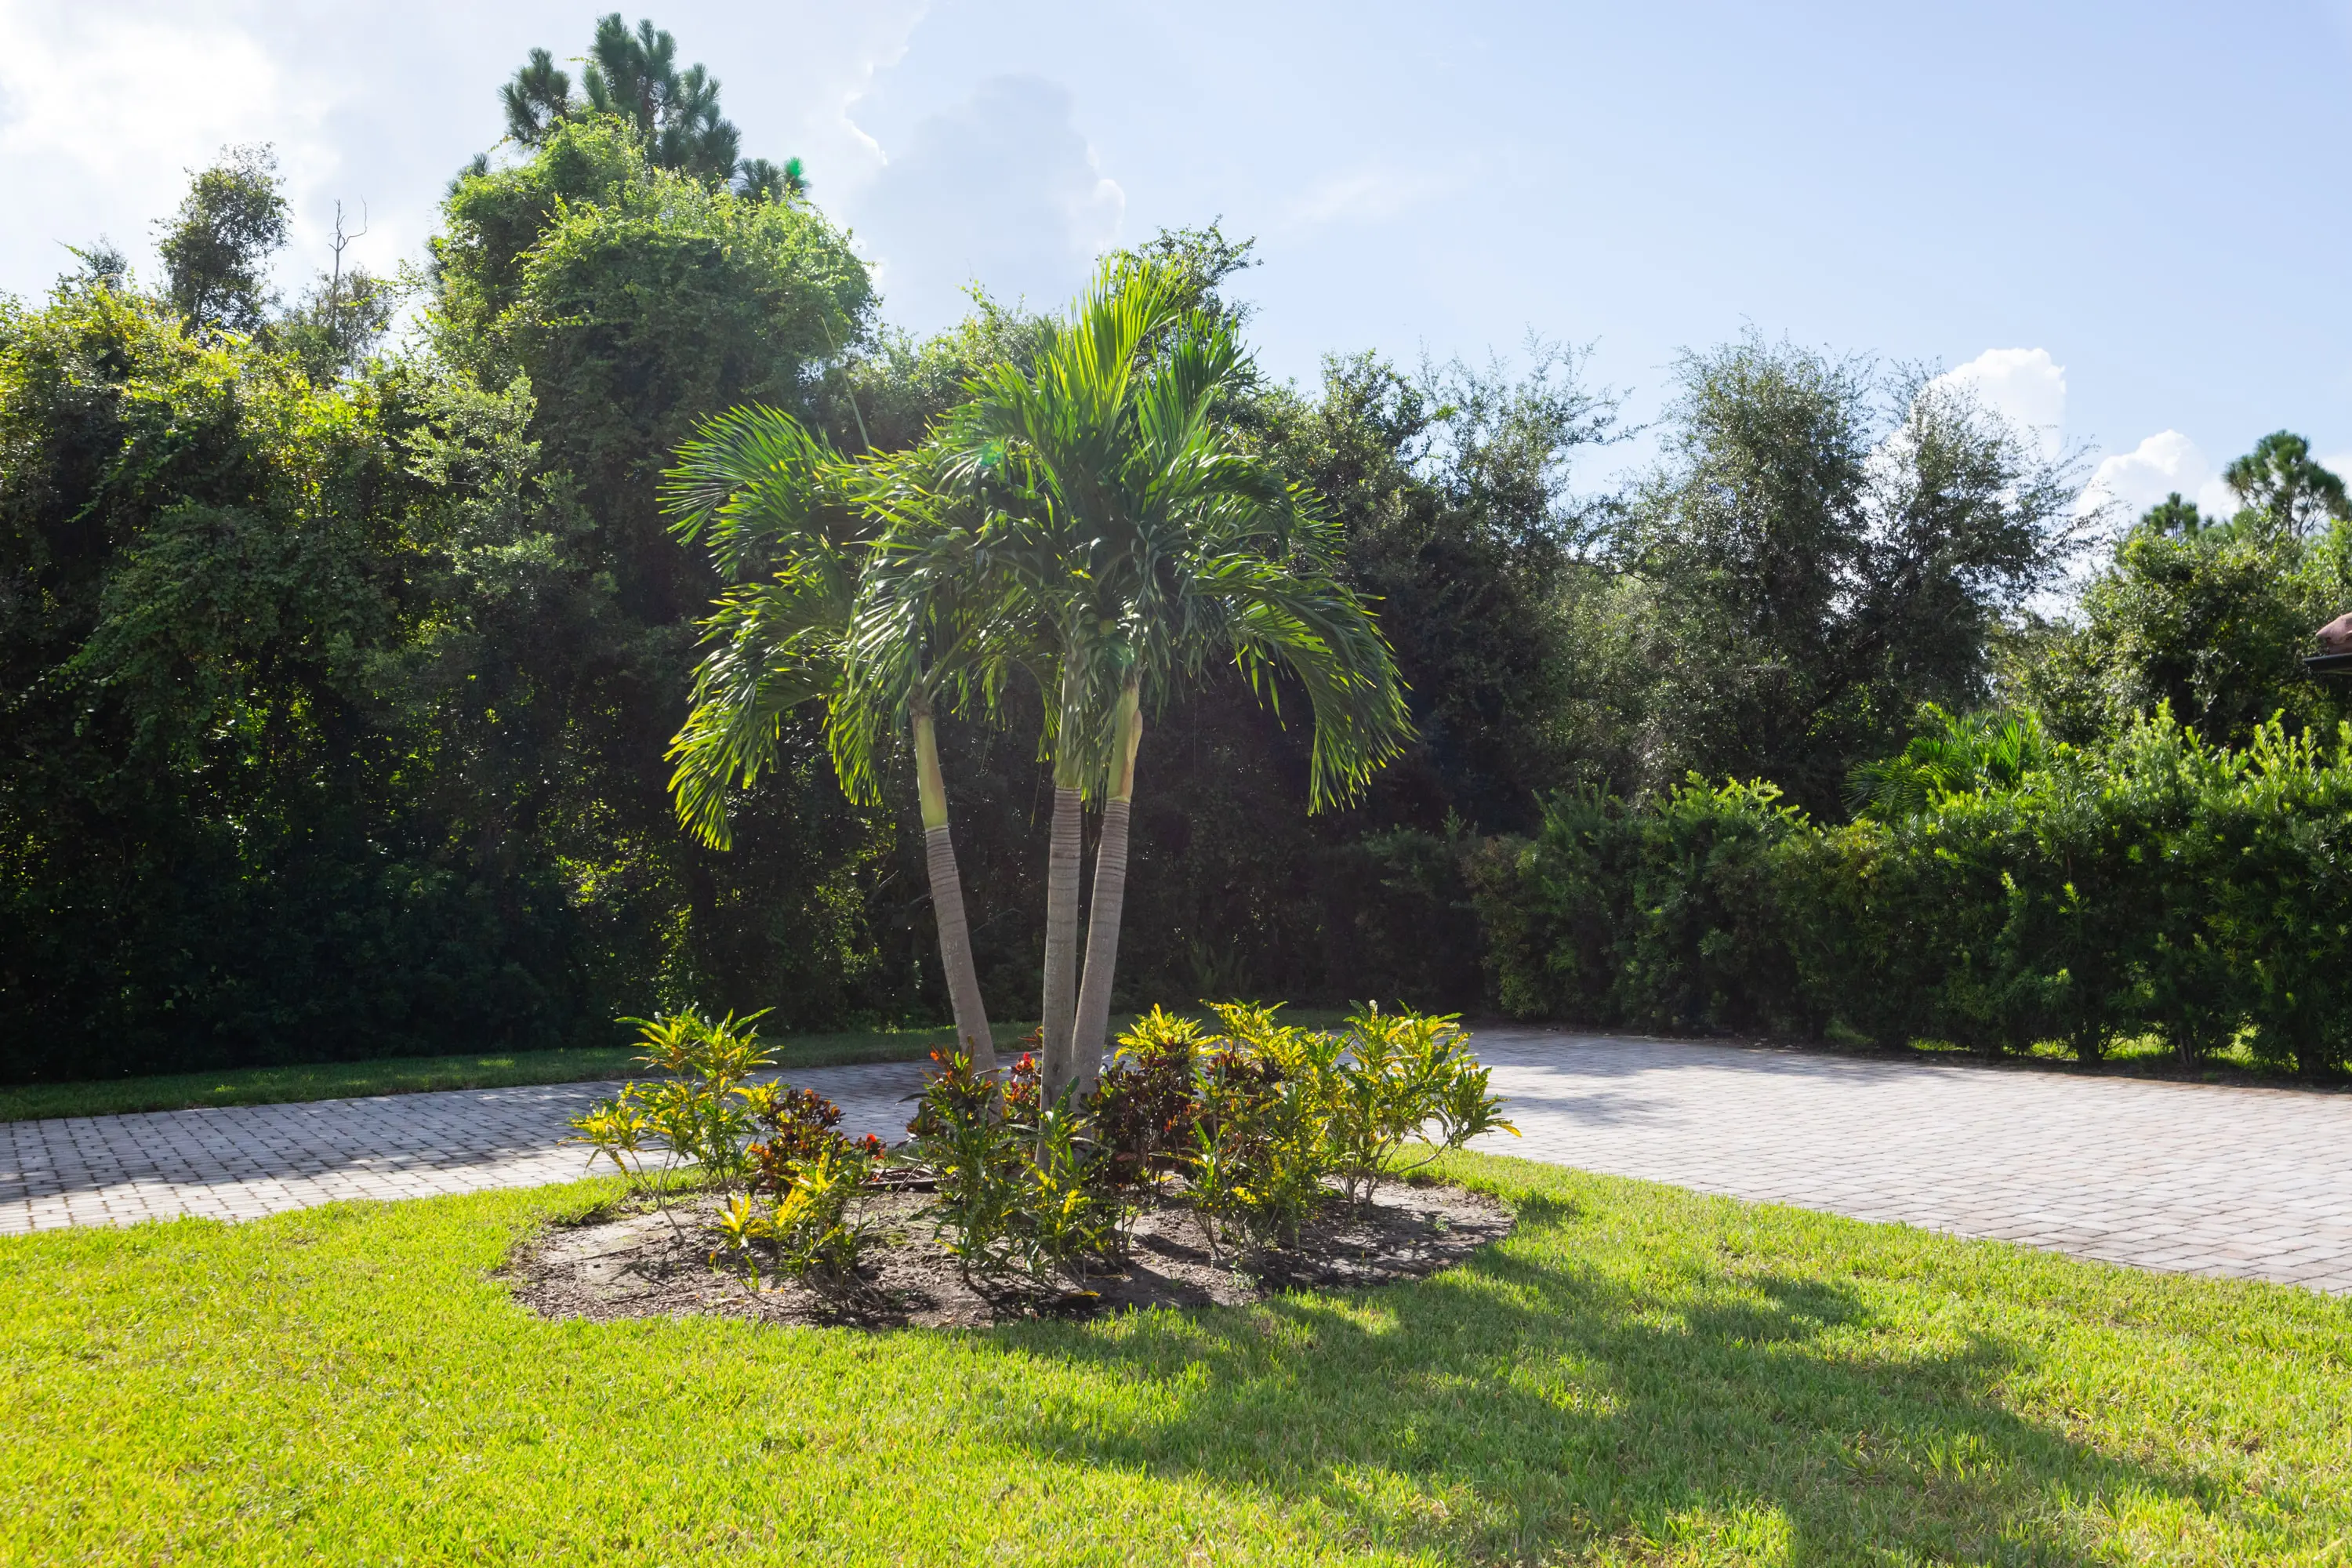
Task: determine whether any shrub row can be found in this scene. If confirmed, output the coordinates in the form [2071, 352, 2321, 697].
[1468, 713, 2352, 1076]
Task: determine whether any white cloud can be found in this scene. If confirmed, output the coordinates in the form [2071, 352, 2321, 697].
[2077, 430, 2238, 524]
[0, 1, 342, 290]
[841, 74, 1123, 329]
[0, 1, 935, 305]
[1929, 347, 2067, 460]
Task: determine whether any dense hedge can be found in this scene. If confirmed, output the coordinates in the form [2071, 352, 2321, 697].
[1468, 713, 2352, 1076]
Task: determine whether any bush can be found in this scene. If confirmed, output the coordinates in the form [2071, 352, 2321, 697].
[1469, 778, 1816, 1035]
[904, 1047, 1122, 1283]
[1321, 1006, 1517, 1204]
[1185, 1010, 1334, 1253]
[1088, 1007, 1207, 1192]
[1472, 710, 2352, 1077]
[569, 1009, 887, 1287]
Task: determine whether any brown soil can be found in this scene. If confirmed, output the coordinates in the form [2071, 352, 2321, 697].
[506, 1180, 1514, 1330]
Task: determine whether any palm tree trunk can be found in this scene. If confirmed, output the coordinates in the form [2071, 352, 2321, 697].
[1071, 679, 1142, 1101]
[911, 695, 995, 1074]
[1038, 662, 1089, 1103]
[1038, 783, 1083, 1101]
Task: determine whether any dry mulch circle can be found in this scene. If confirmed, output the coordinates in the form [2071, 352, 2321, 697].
[506, 1180, 1514, 1330]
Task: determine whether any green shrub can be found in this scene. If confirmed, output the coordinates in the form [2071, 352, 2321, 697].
[902, 1049, 1033, 1280]
[1178, 1003, 1517, 1250]
[1185, 1007, 1336, 1253]
[1316, 1006, 1515, 1206]
[1469, 778, 1815, 1035]
[1088, 1007, 1207, 1192]
[570, 1009, 889, 1286]
[1473, 710, 2352, 1077]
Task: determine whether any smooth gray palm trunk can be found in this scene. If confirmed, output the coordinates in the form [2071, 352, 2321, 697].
[1071, 685, 1142, 1100]
[913, 699, 995, 1073]
[923, 824, 995, 1074]
[1038, 783, 1085, 1102]
[1069, 797, 1132, 1099]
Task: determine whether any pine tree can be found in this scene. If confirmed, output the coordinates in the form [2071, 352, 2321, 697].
[496, 15, 797, 193]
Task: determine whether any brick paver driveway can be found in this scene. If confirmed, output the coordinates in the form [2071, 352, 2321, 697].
[0, 1065, 927, 1236]
[5, 1032, 2350, 1293]
[1468, 1029, 2352, 1293]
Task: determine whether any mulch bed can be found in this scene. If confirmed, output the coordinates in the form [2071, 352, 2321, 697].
[506, 1179, 1514, 1330]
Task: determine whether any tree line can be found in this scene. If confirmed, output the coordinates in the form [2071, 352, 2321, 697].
[4, 13, 2343, 1083]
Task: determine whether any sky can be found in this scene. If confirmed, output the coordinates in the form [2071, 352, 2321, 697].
[6, 0, 2351, 526]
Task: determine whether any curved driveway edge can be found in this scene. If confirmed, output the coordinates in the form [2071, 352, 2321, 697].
[1468, 1029, 2352, 1294]
[0, 1064, 927, 1235]
[6, 1033, 2350, 1295]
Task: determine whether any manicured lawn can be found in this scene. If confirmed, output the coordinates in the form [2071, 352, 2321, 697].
[0, 1027, 975, 1124]
[5, 1155, 2345, 1565]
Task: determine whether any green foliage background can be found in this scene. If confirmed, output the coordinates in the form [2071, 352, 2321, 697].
[6, 71, 2348, 1084]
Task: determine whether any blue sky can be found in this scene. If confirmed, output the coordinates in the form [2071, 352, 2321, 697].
[5, 0, 2349, 519]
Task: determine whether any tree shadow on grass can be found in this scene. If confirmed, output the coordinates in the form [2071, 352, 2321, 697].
[980, 1229, 2226, 1563]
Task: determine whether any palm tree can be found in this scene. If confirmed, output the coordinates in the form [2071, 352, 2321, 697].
[936, 259, 1414, 1101]
[661, 408, 998, 1072]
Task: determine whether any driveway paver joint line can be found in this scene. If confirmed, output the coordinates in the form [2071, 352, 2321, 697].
[5, 1033, 2349, 1295]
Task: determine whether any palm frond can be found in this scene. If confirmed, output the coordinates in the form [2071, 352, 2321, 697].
[666, 580, 846, 848]
[661, 405, 862, 583]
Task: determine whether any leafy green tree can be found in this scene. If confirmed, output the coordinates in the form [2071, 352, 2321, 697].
[1264, 346, 1617, 829]
[1595, 335, 2082, 813]
[427, 113, 881, 1025]
[2019, 498, 2352, 747]
[273, 203, 397, 381]
[155, 144, 289, 334]
[0, 272, 603, 1079]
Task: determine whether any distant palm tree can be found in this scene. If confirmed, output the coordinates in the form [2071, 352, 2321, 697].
[935, 259, 1413, 1100]
[662, 409, 999, 1071]
[1846, 705, 2049, 818]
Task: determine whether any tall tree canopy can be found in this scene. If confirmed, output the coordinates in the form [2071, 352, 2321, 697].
[2222, 430, 2350, 539]
[2019, 481, 2352, 747]
[1564, 335, 2085, 812]
[499, 13, 800, 201]
[22, 13, 2352, 1087]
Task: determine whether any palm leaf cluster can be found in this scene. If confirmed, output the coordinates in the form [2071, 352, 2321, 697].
[1846, 705, 2050, 818]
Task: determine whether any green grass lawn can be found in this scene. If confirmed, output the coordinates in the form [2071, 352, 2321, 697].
[5, 1155, 2346, 1565]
